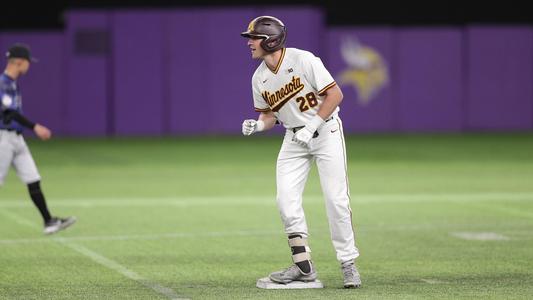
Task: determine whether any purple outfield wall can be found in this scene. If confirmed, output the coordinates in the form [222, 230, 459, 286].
[326, 28, 395, 132]
[394, 28, 463, 132]
[327, 28, 464, 132]
[465, 27, 533, 130]
[65, 11, 111, 136]
[167, 10, 211, 135]
[1, 7, 532, 136]
[112, 11, 166, 135]
[315, 25, 532, 133]
[0, 33, 66, 135]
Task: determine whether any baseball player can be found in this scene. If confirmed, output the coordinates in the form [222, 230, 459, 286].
[240, 16, 361, 288]
[0, 43, 76, 235]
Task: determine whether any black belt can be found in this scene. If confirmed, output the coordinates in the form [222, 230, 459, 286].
[291, 116, 334, 138]
[0, 128, 22, 135]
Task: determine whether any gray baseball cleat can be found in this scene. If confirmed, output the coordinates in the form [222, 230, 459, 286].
[341, 260, 362, 288]
[269, 264, 318, 284]
[44, 216, 77, 235]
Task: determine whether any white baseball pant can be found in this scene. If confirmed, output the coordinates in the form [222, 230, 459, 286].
[276, 116, 360, 263]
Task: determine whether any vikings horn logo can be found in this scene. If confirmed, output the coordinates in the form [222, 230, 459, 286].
[337, 37, 389, 106]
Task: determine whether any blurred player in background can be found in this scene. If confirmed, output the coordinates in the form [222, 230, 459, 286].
[240, 16, 361, 288]
[0, 43, 76, 235]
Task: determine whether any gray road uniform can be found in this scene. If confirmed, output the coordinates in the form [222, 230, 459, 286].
[0, 57, 75, 235]
[0, 72, 41, 185]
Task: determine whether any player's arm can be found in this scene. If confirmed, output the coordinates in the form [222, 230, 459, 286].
[257, 111, 277, 131]
[292, 85, 342, 147]
[242, 111, 276, 136]
[316, 84, 343, 120]
[1, 109, 51, 140]
[1, 93, 36, 130]
[296, 84, 343, 136]
[2, 109, 36, 128]
[292, 52, 343, 147]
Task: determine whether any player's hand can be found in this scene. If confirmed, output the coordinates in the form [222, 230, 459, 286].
[242, 119, 257, 136]
[34, 124, 52, 141]
[292, 127, 314, 147]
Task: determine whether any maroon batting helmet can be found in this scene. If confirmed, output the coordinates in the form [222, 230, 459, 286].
[241, 16, 286, 52]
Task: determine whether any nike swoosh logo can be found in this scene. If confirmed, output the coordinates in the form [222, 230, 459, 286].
[263, 79, 268, 83]
[331, 129, 338, 133]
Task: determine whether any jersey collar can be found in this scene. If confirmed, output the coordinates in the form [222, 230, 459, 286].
[268, 47, 286, 75]
[1, 72, 15, 83]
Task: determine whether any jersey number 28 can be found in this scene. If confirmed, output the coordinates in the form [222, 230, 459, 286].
[296, 92, 318, 112]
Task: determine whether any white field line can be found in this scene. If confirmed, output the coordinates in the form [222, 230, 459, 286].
[450, 232, 510, 241]
[1, 192, 532, 208]
[0, 229, 284, 245]
[2, 224, 531, 246]
[0, 209, 40, 228]
[420, 278, 449, 284]
[55, 239, 187, 300]
[476, 205, 533, 219]
[0, 209, 188, 300]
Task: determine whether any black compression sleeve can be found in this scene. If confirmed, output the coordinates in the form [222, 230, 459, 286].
[2, 109, 36, 129]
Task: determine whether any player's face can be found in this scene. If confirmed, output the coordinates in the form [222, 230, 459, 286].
[10, 58, 30, 75]
[247, 38, 266, 59]
[20, 60, 30, 74]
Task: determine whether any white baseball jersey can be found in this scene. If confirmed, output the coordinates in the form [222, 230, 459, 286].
[247, 47, 359, 263]
[252, 47, 339, 128]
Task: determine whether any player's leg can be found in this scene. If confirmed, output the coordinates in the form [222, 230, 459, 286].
[270, 131, 317, 283]
[0, 131, 15, 186]
[276, 133, 312, 236]
[312, 117, 361, 288]
[11, 135, 48, 220]
[12, 135, 76, 234]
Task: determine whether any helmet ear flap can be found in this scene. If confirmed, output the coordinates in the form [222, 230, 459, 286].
[260, 31, 286, 52]
[261, 37, 277, 52]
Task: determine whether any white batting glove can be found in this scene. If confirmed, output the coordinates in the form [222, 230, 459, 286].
[242, 119, 264, 136]
[292, 128, 314, 147]
[291, 115, 325, 147]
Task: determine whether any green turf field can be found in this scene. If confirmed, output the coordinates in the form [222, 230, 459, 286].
[1, 133, 532, 299]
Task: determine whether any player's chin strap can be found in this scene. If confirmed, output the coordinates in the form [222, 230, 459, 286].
[288, 234, 313, 275]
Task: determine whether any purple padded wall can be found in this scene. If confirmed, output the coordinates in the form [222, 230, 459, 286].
[65, 11, 111, 136]
[167, 10, 211, 134]
[326, 28, 395, 132]
[204, 8, 259, 134]
[395, 29, 464, 131]
[0, 33, 66, 135]
[3, 9, 531, 135]
[112, 11, 166, 135]
[466, 27, 533, 130]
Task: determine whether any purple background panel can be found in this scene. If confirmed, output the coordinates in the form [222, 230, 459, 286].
[466, 27, 533, 130]
[167, 10, 210, 135]
[2, 9, 532, 136]
[326, 28, 395, 132]
[395, 28, 463, 131]
[112, 11, 166, 135]
[65, 11, 111, 136]
[205, 8, 265, 134]
[0, 33, 66, 135]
